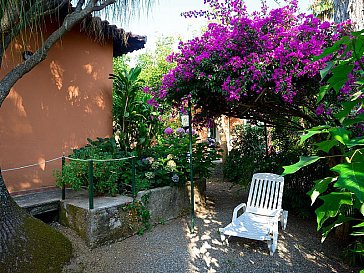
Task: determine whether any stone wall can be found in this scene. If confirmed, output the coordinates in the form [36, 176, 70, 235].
[60, 180, 206, 247]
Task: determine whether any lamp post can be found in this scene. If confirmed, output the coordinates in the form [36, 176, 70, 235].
[180, 101, 195, 233]
[188, 99, 195, 233]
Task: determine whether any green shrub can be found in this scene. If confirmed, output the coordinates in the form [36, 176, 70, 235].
[224, 123, 329, 215]
[223, 124, 266, 188]
[55, 132, 221, 196]
[54, 138, 134, 196]
[141, 128, 222, 187]
[110, 66, 162, 156]
[283, 31, 364, 265]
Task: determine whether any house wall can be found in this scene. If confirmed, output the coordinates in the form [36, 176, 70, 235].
[0, 24, 113, 193]
[198, 116, 245, 161]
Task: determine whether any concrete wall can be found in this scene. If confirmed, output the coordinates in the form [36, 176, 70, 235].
[60, 181, 206, 247]
[0, 23, 113, 193]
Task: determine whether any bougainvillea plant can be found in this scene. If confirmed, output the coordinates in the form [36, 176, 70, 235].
[151, 0, 351, 129]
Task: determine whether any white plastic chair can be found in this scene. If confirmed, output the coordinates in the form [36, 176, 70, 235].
[219, 173, 288, 255]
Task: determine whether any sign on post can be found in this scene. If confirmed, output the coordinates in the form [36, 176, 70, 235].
[181, 114, 189, 127]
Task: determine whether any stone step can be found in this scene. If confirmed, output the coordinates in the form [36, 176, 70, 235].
[13, 188, 83, 216]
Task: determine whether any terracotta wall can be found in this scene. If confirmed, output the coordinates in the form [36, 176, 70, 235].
[0, 24, 113, 193]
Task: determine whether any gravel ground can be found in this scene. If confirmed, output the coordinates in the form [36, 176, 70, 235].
[60, 177, 357, 273]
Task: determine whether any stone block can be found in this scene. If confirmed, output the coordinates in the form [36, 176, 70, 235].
[59, 179, 206, 247]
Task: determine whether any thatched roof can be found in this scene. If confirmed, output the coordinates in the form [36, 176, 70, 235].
[79, 16, 147, 57]
[59, 4, 147, 56]
[113, 33, 147, 57]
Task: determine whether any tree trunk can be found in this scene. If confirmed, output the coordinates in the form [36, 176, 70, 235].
[0, 171, 23, 255]
[334, 0, 364, 30]
[0, 1, 144, 272]
[0, 172, 73, 273]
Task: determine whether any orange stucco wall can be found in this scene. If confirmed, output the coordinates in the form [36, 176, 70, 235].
[0, 24, 113, 193]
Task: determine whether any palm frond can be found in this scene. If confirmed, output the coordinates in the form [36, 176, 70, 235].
[1, 0, 154, 63]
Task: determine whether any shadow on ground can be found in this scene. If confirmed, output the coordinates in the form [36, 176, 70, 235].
[186, 179, 355, 273]
[61, 175, 356, 273]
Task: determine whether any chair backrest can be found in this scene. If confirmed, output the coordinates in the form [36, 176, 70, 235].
[245, 173, 284, 216]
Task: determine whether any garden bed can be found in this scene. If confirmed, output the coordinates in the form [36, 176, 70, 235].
[59, 179, 206, 247]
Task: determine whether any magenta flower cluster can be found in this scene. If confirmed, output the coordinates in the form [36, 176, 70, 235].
[156, 0, 350, 110]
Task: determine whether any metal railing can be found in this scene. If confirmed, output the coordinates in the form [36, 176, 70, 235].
[3, 155, 137, 210]
[62, 155, 137, 209]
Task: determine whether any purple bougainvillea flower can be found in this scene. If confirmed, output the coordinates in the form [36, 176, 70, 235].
[315, 104, 325, 116]
[144, 0, 353, 127]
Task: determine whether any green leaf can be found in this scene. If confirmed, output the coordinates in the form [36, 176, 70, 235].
[354, 34, 364, 56]
[308, 177, 337, 205]
[308, 125, 331, 131]
[314, 36, 350, 60]
[342, 113, 364, 127]
[332, 163, 364, 202]
[351, 230, 364, 237]
[320, 214, 354, 242]
[347, 137, 364, 148]
[353, 192, 364, 215]
[129, 66, 142, 82]
[314, 139, 339, 153]
[320, 61, 334, 80]
[356, 76, 364, 85]
[334, 99, 363, 122]
[329, 127, 351, 145]
[282, 156, 321, 176]
[315, 192, 353, 230]
[353, 222, 364, 229]
[317, 85, 330, 103]
[328, 64, 354, 92]
[351, 220, 364, 236]
[300, 130, 326, 144]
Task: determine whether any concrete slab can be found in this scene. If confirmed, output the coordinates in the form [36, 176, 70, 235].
[13, 188, 87, 215]
[63, 194, 134, 210]
[14, 188, 62, 208]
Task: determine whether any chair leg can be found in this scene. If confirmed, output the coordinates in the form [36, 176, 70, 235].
[268, 225, 278, 255]
[267, 240, 272, 255]
[281, 210, 288, 230]
[270, 236, 277, 256]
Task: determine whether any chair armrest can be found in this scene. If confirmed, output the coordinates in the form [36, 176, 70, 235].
[232, 203, 246, 221]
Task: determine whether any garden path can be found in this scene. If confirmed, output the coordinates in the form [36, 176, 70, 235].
[61, 176, 357, 273]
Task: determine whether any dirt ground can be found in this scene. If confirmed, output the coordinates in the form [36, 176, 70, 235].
[60, 176, 357, 273]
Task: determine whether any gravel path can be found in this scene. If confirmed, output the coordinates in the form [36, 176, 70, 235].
[61, 178, 357, 273]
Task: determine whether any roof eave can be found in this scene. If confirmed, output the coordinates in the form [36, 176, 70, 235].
[114, 34, 147, 57]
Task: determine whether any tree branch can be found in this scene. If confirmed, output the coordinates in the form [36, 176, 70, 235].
[0, 5, 95, 107]
[0, 0, 69, 68]
[76, 0, 86, 12]
[92, 0, 117, 12]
